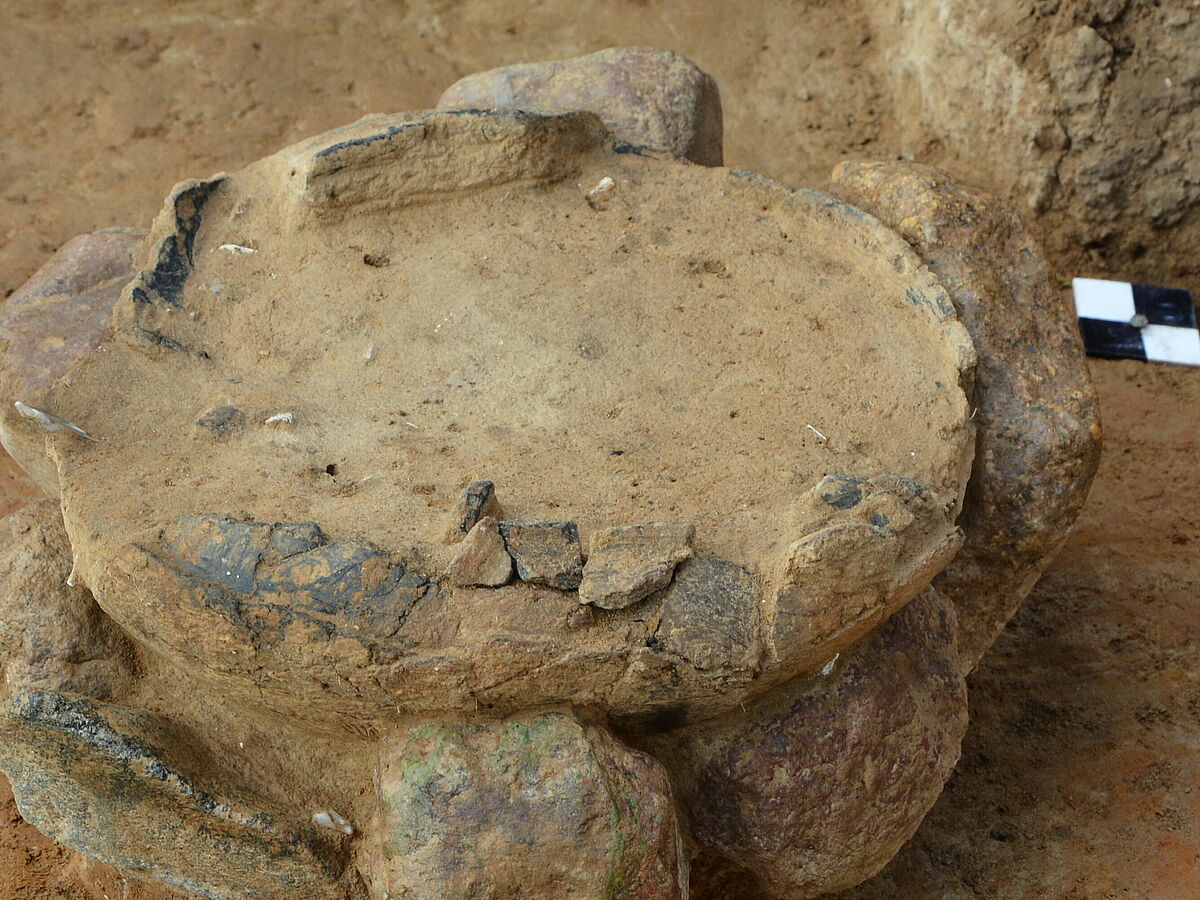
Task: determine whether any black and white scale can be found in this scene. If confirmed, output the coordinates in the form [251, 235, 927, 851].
[1073, 278, 1200, 366]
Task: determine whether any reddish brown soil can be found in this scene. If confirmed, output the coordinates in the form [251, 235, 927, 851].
[837, 359, 1200, 899]
[1, 1, 1197, 897]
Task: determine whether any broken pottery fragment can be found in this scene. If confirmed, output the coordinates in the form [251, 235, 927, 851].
[437, 46, 723, 166]
[0, 227, 144, 495]
[448, 516, 512, 587]
[443, 478, 502, 542]
[498, 519, 584, 590]
[145, 512, 435, 664]
[264, 520, 328, 565]
[769, 470, 965, 685]
[0, 691, 349, 900]
[655, 554, 760, 672]
[579, 521, 694, 609]
[829, 160, 1102, 671]
[0, 53, 1099, 899]
[363, 712, 686, 899]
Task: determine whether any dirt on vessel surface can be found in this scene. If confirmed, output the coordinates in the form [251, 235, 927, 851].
[0, 0, 1196, 897]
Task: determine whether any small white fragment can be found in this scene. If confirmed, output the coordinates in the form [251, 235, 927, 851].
[1165, 77, 1173, 87]
[264, 412, 295, 426]
[405, 421, 419, 429]
[805, 423, 827, 443]
[14, 401, 95, 440]
[363, 343, 377, 362]
[219, 243, 257, 255]
[586, 176, 616, 209]
[590, 176, 615, 196]
[312, 810, 354, 835]
[819, 653, 839, 676]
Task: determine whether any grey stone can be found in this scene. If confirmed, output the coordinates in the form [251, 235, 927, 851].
[829, 160, 1102, 672]
[157, 512, 434, 646]
[162, 514, 272, 593]
[817, 474, 866, 510]
[264, 521, 327, 565]
[195, 406, 244, 440]
[0, 227, 144, 495]
[649, 589, 967, 899]
[0, 690, 349, 900]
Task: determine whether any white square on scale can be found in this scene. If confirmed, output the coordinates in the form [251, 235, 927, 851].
[1142, 324, 1200, 366]
[1072, 278, 1135, 322]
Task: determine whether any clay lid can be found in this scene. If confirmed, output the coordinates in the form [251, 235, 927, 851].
[43, 110, 975, 726]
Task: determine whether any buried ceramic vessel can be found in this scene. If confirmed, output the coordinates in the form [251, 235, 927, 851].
[0, 48, 1098, 899]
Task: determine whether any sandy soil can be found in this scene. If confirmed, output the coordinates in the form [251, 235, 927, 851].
[0, 1, 1196, 897]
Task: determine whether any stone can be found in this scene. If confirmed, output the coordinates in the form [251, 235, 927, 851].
[829, 160, 1102, 672]
[645, 588, 968, 899]
[655, 554, 760, 672]
[499, 519, 584, 590]
[0, 690, 350, 900]
[0, 447, 37, 519]
[579, 521, 694, 609]
[444, 479, 501, 542]
[448, 516, 512, 587]
[437, 47, 724, 166]
[0, 499, 135, 701]
[0, 227, 144, 495]
[362, 711, 686, 899]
